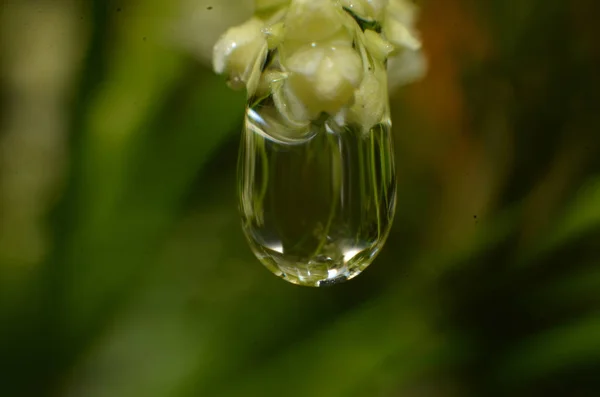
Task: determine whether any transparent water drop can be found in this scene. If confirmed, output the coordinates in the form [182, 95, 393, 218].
[238, 101, 396, 287]
[237, 10, 396, 287]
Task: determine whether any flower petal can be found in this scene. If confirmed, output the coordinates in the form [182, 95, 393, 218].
[383, 0, 421, 51]
[351, 64, 388, 133]
[212, 17, 268, 90]
[387, 48, 427, 92]
[285, 45, 363, 115]
[284, 0, 345, 43]
[363, 29, 394, 62]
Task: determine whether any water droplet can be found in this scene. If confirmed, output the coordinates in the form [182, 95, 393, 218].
[238, 103, 396, 287]
[236, 9, 396, 286]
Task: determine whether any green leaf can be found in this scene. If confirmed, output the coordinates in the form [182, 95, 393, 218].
[522, 177, 600, 263]
[496, 315, 600, 383]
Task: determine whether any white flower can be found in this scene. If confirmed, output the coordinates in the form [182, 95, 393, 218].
[387, 47, 427, 91]
[283, 0, 346, 43]
[205, 0, 426, 124]
[212, 17, 268, 93]
[383, 0, 421, 51]
[262, 22, 284, 49]
[272, 76, 312, 129]
[285, 44, 363, 116]
[349, 64, 388, 132]
[363, 29, 394, 63]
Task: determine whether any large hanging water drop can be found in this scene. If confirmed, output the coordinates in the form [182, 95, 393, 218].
[239, 107, 396, 287]
[211, 0, 423, 286]
[236, 16, 398, 285]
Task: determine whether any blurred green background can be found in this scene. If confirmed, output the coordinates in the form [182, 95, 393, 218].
[1, 0, 599, 396]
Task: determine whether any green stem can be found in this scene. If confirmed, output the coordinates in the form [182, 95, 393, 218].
[371, 130, 382, 238]
[311, 129, 341, 259]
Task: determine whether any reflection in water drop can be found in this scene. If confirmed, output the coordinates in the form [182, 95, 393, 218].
[238, 102, 396, 287]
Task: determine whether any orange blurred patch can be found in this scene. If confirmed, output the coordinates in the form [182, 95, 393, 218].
[401, 0, 499, 251]
[407, 0, 490, 129]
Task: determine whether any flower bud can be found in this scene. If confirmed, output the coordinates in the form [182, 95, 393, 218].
[213, 18, 268, 90]
[285, 45, 364, 116]
[363, 29, 394, 62]
[383, 0, 421, 51]
[350, 64, 387, 132]
[284, 0, 345, 43]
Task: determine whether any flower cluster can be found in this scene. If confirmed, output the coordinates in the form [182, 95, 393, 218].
[213, 0, 423, 126]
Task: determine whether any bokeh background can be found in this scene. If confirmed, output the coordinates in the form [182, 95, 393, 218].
[1, 0, 599, 396]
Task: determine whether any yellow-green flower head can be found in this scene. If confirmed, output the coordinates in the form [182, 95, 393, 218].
[285, 45, 363, 117]
[213, 0, 425, 125]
